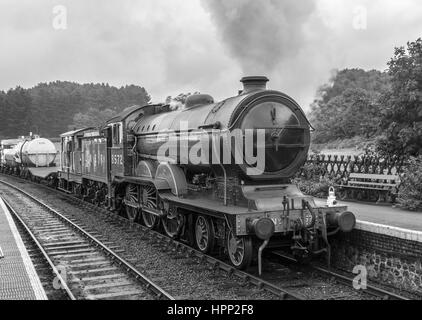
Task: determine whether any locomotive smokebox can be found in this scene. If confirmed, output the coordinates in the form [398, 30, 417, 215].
[240, 76, 269, 94]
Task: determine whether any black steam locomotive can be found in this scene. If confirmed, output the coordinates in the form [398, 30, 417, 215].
[55, 76, 356, 272]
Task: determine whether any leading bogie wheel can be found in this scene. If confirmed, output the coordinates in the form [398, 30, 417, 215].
[226, 230, 253, 270]
[194, 215, 215, 253]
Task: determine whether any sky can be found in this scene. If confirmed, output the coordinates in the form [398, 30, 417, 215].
[0, 0, 421, 110]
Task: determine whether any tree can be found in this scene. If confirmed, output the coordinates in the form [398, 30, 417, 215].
[70, 108, 118, 129]
[0, 81, 151, 138]
[376, 38, 422, 157]
[341, 89, 382, 138]
[0, 87, 32, 138]
[396, 156, 422, 211]
[313, 68, 390, 106]
[309, 69, 389, 143]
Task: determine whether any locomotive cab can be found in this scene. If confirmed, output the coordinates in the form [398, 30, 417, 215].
[107, 121, 125, 176]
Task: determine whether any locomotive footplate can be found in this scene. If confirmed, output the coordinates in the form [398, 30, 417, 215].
[158, 193, 356, 237]
[159, 192, 253, 216]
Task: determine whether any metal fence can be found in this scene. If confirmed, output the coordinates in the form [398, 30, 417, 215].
[303, 154, 406, 179]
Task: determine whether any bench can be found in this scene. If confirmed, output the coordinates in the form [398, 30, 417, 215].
[337, 173, 400, 203]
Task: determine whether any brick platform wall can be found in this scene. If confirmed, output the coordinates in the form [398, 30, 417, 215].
[330, 225, 422, 294]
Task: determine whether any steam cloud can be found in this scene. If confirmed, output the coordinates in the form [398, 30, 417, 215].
[201, 0, 317, 74]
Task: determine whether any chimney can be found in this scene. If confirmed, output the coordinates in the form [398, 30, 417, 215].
[240, 76, 269, 94]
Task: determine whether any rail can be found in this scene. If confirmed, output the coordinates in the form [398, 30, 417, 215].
[0, 179, 174, 300]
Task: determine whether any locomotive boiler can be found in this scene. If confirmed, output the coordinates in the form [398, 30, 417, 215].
[133, 76, 309, 180]
[58, 76, 356, 272]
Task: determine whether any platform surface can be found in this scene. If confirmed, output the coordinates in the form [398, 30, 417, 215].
[315, 198, 422, 232]
[0, 197, 47, 300]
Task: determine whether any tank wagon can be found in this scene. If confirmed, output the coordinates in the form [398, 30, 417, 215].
[57, 76, 356, 272]
[1, 138, 23, 167]
[0, 134, 58, 182]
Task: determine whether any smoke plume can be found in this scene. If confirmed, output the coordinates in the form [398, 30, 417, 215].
[201, 0, 317, 74]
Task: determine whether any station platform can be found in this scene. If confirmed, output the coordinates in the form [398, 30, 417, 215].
[0, 197, 47, 300]
[315, 198, 422, 233]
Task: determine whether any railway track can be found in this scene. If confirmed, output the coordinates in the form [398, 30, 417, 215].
[60, 199, 376, 300]
[269, 250, 410, 300]
[0, 179, 174, 300]
[0, 174, 412, 300]
[0, 175, 303, 300]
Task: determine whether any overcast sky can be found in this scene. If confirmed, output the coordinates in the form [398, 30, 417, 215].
[0, 0, 421, 110]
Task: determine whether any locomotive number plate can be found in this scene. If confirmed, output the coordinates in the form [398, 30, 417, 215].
[110, 148, 124, 175]
[111, 154, 123, 165]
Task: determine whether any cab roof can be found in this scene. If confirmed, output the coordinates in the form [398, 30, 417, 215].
[106, 105, 145, 124]
[60, 127, 94, 138]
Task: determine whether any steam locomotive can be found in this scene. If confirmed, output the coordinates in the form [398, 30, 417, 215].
[3, 77, 356, 272]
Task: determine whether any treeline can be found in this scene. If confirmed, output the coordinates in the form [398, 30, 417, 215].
[0, 81, 151, 138]
[309, 69, 390, 141]
[310, 38, 422, 158]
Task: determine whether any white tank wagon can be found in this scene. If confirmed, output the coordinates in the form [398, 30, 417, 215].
[3, 149, 17, 166]
[7, 138, 57, 167]
[1, 138, 23, 166]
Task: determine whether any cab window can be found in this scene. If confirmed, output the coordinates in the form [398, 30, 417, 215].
[112, 123, 123, 145]
[77, 137, 82, 151]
